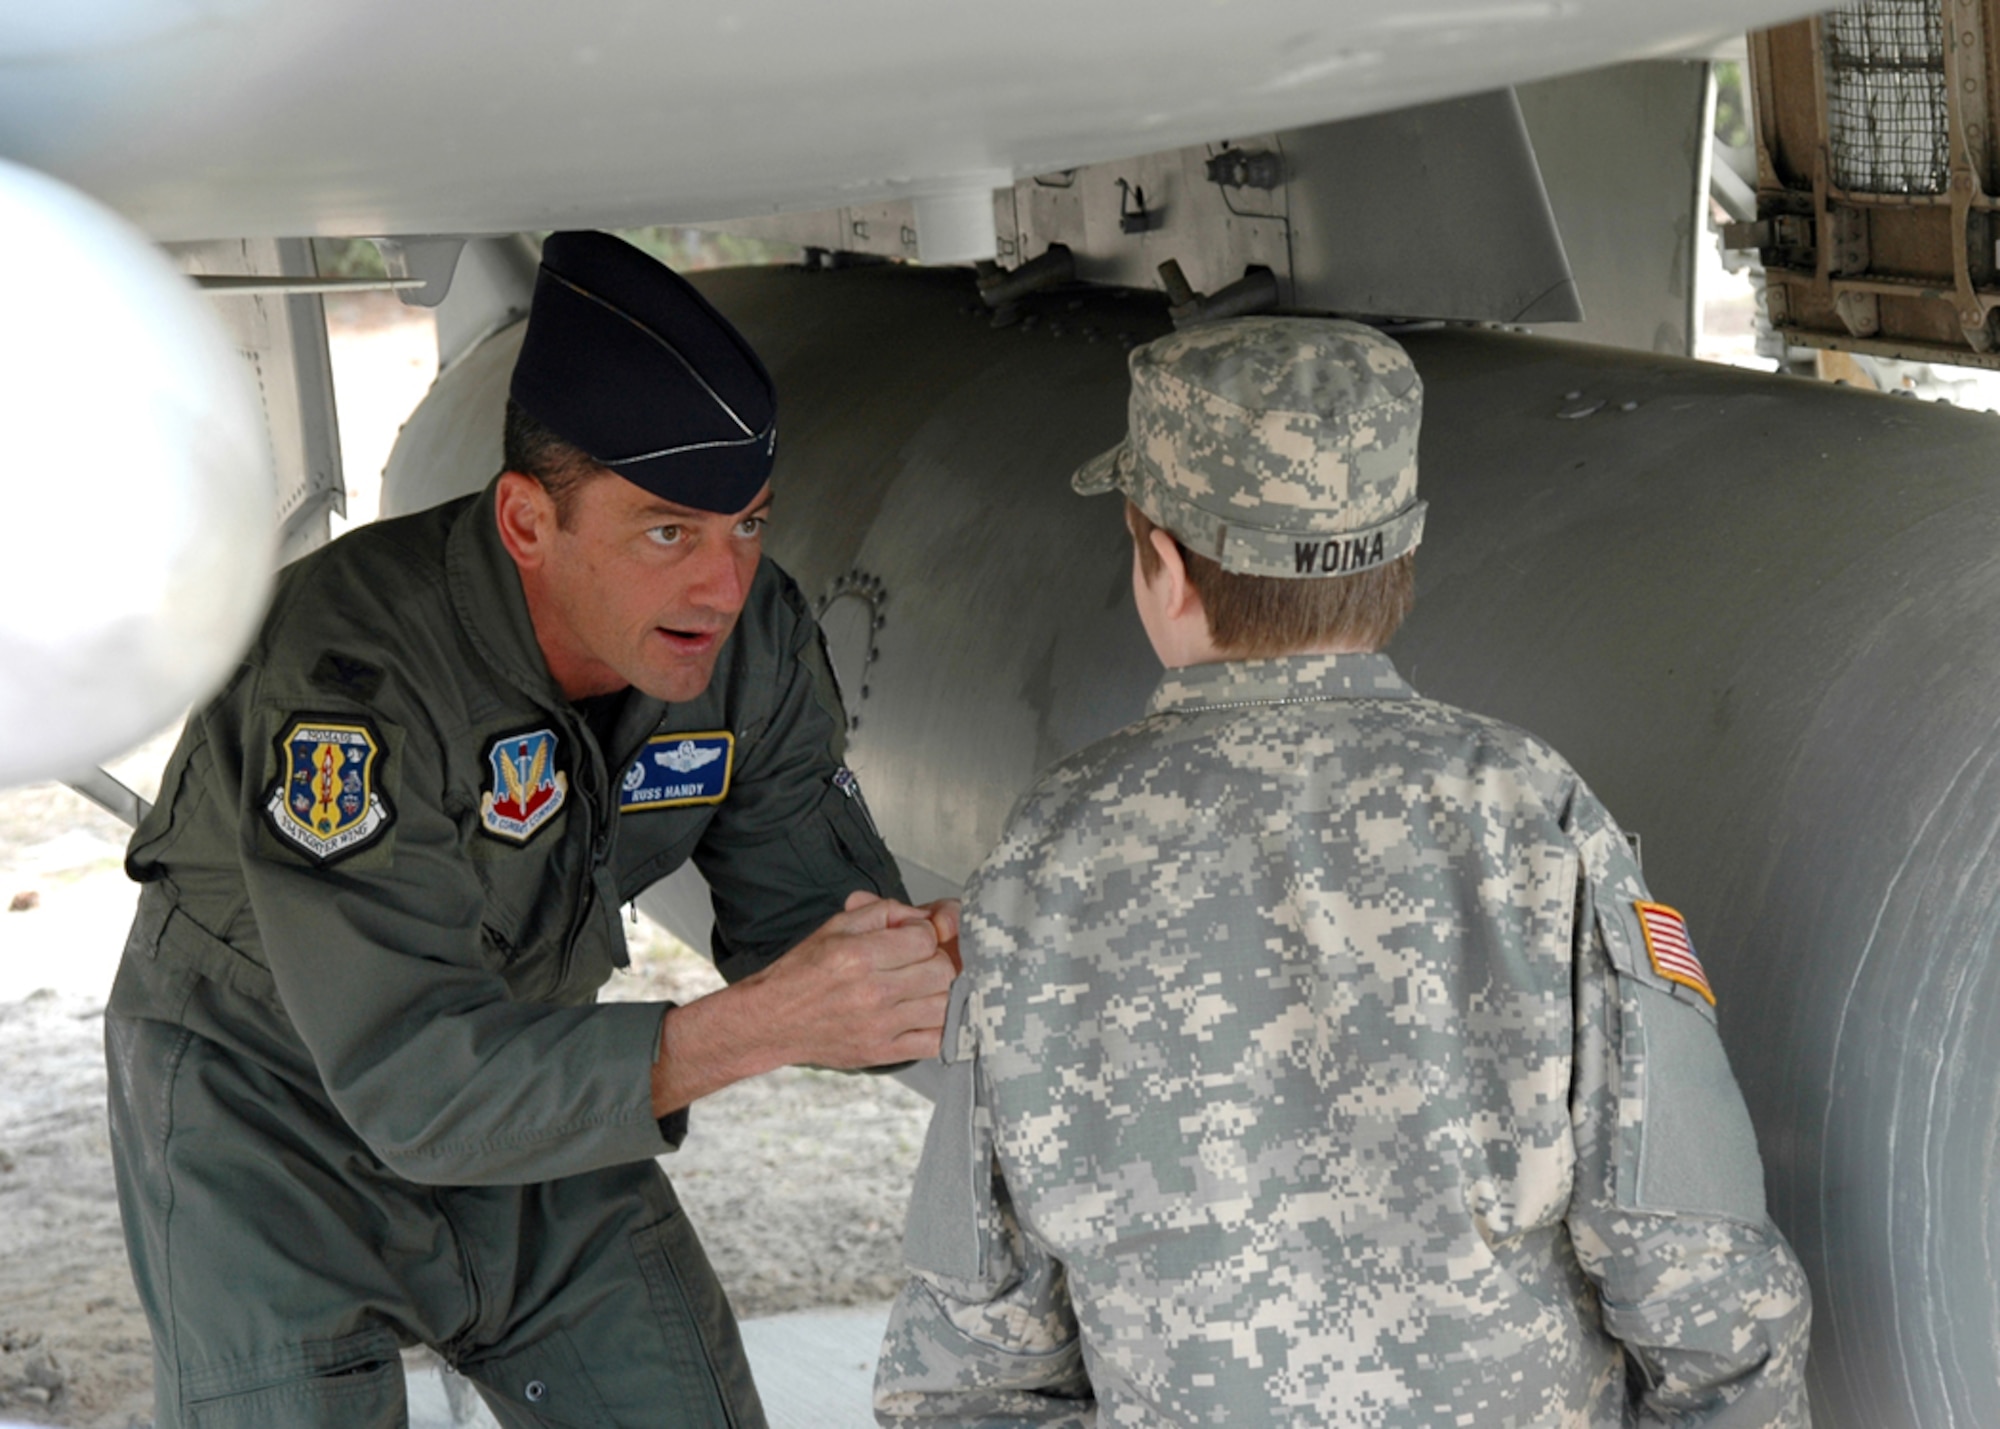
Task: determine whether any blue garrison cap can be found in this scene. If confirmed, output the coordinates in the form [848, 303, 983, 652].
[509, 231, 776, 513]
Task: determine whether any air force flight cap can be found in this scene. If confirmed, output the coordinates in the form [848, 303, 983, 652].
[1073, 317, 1425, 579]
[510, 231, 776, 514]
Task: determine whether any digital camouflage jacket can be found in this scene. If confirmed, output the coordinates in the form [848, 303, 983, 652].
[877, 653, 1810, 1428]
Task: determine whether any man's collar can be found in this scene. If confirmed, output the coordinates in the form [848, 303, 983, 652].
[1148, 652, 1415, 716]
[445, 479, 566, 707]
[444, 478, 668, 758]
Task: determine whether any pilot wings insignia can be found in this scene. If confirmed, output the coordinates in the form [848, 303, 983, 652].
[658, 740, 722, 773]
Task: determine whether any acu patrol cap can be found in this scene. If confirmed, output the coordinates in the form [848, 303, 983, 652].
[510, 230, 777, 514]
[1074, 316, 1426, 579]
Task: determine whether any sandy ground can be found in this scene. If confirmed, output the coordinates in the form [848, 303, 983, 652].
[0, 294, 931, 1428]
[0, 734, 176, 1428]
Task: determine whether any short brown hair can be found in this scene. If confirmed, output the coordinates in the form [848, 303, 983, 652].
[1128, 501, 1413, 656]
[503, 399, 607, 527]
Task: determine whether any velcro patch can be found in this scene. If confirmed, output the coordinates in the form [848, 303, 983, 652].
[265, 716, 393, 864]
[480, 728, 569, 843]
[620, 732, 734, 810]
[308, 650, 385, 702]
[1635, 901, 1715, 1006]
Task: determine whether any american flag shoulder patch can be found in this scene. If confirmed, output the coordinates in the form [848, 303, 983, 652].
[1634, 900, 1715, 1006]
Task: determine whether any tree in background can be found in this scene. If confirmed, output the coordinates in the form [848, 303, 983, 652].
[1714, 60, 1750, 151]
[312, 230, 795, 280]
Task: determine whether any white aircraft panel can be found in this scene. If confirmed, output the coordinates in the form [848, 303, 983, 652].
[0, 0, 1824, 240]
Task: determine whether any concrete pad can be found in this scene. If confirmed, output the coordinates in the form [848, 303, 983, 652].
[739, 1304, 891, 1427]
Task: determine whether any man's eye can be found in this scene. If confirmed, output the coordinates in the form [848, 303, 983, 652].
[735, 516, 767, 539]
[647, 525, 683, 546]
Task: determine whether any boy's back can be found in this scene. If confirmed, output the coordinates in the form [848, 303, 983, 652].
[876, 319, 1809, 1428]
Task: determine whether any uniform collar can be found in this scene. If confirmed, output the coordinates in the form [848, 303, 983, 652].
[1147, 652, 1415, 716]
[445, 482, 670, 768]
[446, 479, 570, 708]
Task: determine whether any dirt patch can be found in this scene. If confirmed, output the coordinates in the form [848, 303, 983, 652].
[0, 991, 154, 1428]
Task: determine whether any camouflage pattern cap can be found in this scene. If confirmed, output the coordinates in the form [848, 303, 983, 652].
[1073, 317, 1425, 579]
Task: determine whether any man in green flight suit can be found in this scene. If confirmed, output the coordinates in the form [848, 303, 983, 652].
[106, 230, 958, 1428]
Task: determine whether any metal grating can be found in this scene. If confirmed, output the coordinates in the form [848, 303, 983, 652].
[1823, 0, 1951, 194]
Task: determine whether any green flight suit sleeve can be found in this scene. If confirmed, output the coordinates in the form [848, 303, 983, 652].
[1562, 791, 1813, 1426]
[694, 588, 907, 982]
[236, 679, 672, 1188]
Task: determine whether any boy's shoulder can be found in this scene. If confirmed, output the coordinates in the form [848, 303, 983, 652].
[964, 674, 1591, 946]
[1016, 678, 1577, 821]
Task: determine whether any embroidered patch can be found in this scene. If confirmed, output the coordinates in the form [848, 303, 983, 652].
[264, 716, 392, 864]
[480, 728, 569, 843]
[620, 732, 734, 810]
[1635, 900, 1715, 1006]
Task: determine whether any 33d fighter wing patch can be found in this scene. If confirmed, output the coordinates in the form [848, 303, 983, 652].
[265, 716, 393, 864]
[1635, 900, 1716, 1005]
[480, 728, 569, 843]
[621, 732, 734, 810]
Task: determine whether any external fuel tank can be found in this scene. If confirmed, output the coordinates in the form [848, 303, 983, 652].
[383, 262, 2000, 1429]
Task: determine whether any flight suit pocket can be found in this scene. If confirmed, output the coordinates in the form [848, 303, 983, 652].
[181, 1327, 404, 1429]
[613, 813, 708, 903]
[786, 779, 894, 899]
[629, 1205, 761, 1428]
[155, 905, 281, 1010]
[479, 917, 522, 972]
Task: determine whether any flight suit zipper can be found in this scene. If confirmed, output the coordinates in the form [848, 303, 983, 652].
[556, 785, 602, 990]
[554, 717, 630, 989]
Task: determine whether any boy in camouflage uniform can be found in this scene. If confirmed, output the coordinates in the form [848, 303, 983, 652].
[874, 318, 1812, 1427]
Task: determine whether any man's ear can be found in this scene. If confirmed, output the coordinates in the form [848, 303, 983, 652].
[494, 471, 557, 570]
[1149, 527, 1201, 621]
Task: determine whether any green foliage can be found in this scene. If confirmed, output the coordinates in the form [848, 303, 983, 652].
[614, 226, 800, 272]
[1714, 60, 1751, 151]
[310, 237, 390, 279]
[305, 230, 793, 282]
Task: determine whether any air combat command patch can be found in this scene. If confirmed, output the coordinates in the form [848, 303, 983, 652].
[620, 732, 734, 810]
[265, 716, 393, 864]
[480, 728, 569, 843]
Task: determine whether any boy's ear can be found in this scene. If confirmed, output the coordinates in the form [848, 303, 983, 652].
[1150, 528, 1199, 620]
